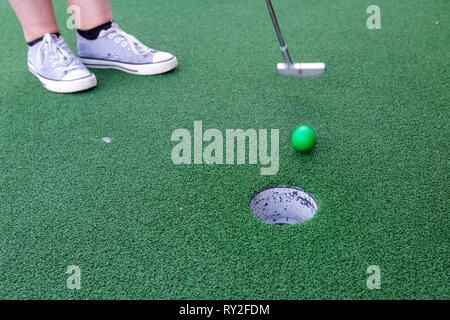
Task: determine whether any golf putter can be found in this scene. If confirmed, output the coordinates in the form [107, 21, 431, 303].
[266, 0, 326, 77]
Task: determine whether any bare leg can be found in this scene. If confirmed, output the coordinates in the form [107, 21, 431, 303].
[67, 0, 113, 30]
[9, 0, 59, 42]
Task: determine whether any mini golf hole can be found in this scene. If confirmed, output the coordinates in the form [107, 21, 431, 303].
[250, 186, 318, 225]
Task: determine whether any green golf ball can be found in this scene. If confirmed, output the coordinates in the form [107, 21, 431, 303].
[292, 126, 317, 152]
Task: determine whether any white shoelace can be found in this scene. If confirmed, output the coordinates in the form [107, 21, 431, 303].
[100, 23, 153, 56]
[36, 34, 79, 73]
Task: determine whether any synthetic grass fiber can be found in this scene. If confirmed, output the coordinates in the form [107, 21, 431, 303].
[0, 0, 449, 299]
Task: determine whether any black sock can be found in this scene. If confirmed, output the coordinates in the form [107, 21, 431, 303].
[27, 32, 60, 47]
[77, 21, 112, 40]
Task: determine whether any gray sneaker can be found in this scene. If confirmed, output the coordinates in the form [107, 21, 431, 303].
[77, 23, 178, 76]
[28, 33, 97, 93]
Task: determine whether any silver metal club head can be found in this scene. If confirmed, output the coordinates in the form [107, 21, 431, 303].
[267, 0, 326, 78]
[277, 62, 326, 77]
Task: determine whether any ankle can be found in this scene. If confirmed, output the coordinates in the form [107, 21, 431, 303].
[77, 21, 112, 40]
[27, 33, 61, 47]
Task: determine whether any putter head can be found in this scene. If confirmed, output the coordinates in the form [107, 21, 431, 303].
[277, 62, 326, 78]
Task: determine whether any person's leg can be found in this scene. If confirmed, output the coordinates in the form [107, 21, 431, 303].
[9, 0, 59, 42]
[9, 0, 97, 92]
[67, 0, 113, 31]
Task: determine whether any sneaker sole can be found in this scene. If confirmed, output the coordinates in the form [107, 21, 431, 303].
[28, 62, 97, 93]
[79, 56, 178, 76]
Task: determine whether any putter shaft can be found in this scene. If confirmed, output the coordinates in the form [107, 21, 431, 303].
[266, 0, 293, 65]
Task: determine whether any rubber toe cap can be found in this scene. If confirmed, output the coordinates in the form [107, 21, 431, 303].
[153, 51, 174, 63]
[62, 69, 92, 81]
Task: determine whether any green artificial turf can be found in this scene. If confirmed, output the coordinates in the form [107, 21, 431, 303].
[0, 0, 449, 299]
